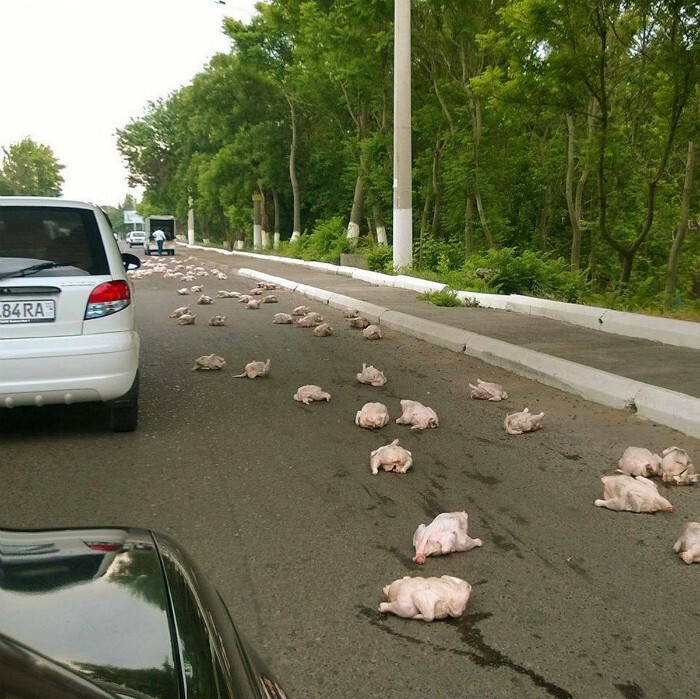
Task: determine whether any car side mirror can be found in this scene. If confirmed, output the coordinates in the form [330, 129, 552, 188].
[122, 253, 141, 271]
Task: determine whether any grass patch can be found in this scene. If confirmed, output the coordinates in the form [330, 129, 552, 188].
[418, 290, 465, 307]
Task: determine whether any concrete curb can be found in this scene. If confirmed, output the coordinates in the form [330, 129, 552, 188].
[236, 265, 700, 439]
[379, 311, 469, 354]
[180, 243, 700, 350]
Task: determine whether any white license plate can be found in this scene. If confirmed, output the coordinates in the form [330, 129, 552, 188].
[0, 299, 56, 324]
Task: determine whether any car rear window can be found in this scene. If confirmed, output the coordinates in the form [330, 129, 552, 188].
[0, 207, 110, 276]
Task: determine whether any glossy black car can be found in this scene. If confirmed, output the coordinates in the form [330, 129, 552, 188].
[0, 527, 288, 698]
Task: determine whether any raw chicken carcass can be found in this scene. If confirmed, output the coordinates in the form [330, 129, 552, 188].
[356, 363, 387, 387]
[245, 299, 261, 310]
[196, 295, 214, 305]
[313, 323, 333, 337]
[292, 305, 310, 316]
[297, 314, 321, 327]
[217, 290, 240, 299]
[272, 313, 294, 324]
[348, 316, 370, 329]
[208, 315, 227, 326]
[369, 439, 412, 475]
[169, 305, 190, 318]
[594, 475, 674, 514]
[249, 288, 264, 296]
[343, 307, 359, 318]
[658, 447, 697, 485]
[190, 285, 203, 293]
[293, 385, 331, 405]
[176, 288, 191, 295]
[192, 354, 226, 371]
[238, 295, 253, 303]
[396, 399, 438, 431]
[234, 359, 271, 379]
[378, 576, 472, 622]
[616, 447, 661, 477]
[177, 313, 197, 325]
[363, 325, 382, 340]
[504, 408, 544, 435]
[673, 522, 700, 564]
[262, 295, 278, 303]
[469, 379, 508, 401]
[355, 402, 390, 429]
[412, 512, 483, 564]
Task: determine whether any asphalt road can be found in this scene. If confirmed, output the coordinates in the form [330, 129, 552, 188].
[2, 248, 699, 699]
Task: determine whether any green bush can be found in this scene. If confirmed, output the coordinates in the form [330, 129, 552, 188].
[290, 216, 352, 263]
[461, 248, 588, 301]
[364, 245, 394, 273]
[414, 236, 464, 270]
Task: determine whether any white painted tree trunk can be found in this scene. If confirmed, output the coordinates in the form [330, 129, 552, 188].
[347, 221, 361, 243]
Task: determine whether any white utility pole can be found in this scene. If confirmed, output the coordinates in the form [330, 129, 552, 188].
[393, 0, 413, 269]
[187, 196, 195, 246]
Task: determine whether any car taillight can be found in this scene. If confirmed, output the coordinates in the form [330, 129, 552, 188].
[85, 280, 131, 319]
[84, 542, 123, 552]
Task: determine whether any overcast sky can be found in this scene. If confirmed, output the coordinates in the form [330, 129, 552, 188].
[0, 0, 259, 207]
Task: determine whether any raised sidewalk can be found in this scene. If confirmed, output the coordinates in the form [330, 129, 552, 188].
[177, 244, 700, 439]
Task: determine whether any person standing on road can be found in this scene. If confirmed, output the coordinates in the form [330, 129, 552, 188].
[153, 228, 166, 256]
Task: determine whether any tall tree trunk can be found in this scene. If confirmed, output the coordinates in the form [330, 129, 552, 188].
[347, 173, 365, 245]
[259, 187, 271, 249]
[419, 192, 432, 267]
[664, 140, 696, 307]
[469, 91, 495, 248]
[272, 187, 281, 249]
[371, 193, 387, 246]
[430, 140, 443, 239]
[223, 218, 232, 251]
[537, 185, 552, 252]
[286, 94, 301, 242]
[348, 107, 369, 245]
[464, 194, 474, 259]
[566, 113, 590, 270]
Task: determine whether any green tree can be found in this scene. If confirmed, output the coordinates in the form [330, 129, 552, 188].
[0, 137, 64, 196]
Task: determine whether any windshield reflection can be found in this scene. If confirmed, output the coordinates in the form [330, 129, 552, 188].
[0, 529, 179, 698]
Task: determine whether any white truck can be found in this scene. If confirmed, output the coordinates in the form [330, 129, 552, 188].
[143, 215, 176, 256]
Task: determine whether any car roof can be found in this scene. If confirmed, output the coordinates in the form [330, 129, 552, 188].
[0, 196, 101, 212]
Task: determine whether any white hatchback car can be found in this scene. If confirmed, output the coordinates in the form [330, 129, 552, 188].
[126, 230, 146, 247]
[0, 197, 141, 431]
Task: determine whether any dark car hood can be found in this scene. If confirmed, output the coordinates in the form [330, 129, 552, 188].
[0, 527, 179, 698]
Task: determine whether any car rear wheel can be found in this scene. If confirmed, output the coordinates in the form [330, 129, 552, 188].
[109, 403, 138, 432]
[108, 372, 139, 432]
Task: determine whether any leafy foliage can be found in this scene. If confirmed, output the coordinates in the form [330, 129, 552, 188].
[0, 138, 64, 196]
[461, 248, 589, 301]
[114, 0, 700, 316]
[365, 245, 394, 273]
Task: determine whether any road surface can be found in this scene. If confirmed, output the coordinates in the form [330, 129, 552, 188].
[2, 249, 698, 699]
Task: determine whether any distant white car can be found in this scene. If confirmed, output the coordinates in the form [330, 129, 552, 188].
[0, 197, 141, 431]
[126, 230, 146, 247]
